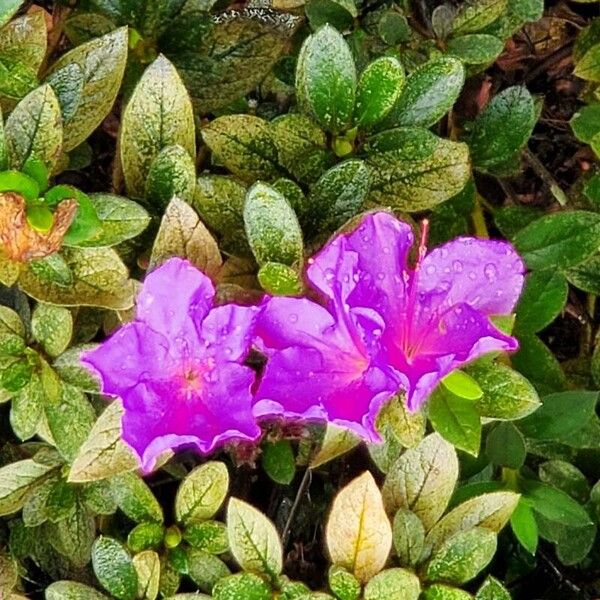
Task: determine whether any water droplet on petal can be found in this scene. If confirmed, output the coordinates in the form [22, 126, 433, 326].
[484, 263, 498, 281]
[426, 265, 436, 275]
[468, 271, 477, 281]
[377, 272, 385, 280]
[289, 314, 298, 323]
[452, 260, 463, 272]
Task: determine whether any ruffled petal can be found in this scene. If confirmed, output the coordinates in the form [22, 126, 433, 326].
[418, 238, 525, 315]
[200, 303, 263, 362]
[136, 258, 215, 339]
[81, 323, 172, 396]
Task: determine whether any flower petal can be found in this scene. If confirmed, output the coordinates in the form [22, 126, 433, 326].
[401, 302, 518, 410]
[344, 211, 414, 320]
[419, 238, 525, 315]
[81, 323, 172, 396]
[200, 303, 263, 362]
[137, 257, 215, 338]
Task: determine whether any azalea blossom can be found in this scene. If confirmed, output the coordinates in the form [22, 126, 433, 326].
[82, 258, 262, 472]
[255, 211, 524, 439]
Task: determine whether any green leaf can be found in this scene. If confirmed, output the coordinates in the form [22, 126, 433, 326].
[54, 344, 101, 392]
[0, 357, 32, 393]
[111, 472, 163, 524]
[515, 269, 568, 334]
[258, 262, 303, 296]
[244, 182, 303, 266]
[363, 568, 420, 600]
[485, 422, 526, 469]
[186, 548, 230, 592]
[392, 509, 425, 568]
[63, 12, 116, 46]
[366, 128, 470, 212]
[571, 104, 600, 143]
[428, 387, 482, 456]
[120, 55, 195, 199]
[452, 0, 507, 35]
[145, 144, 196, 209]
[468, 86, 536, 170]
[227, 497, 283, 580]
[567, 252, 600, 294]
[513, 210, 600, 270]
[475, 577, 511, 600]
[202, 115, 280, 183]
[382, 57, 465, 129]
[327, 566, 360, 600]
[441, 370, 482, 400]
[518, 391, 598, 441]
[149, 196, 222, 277]
[310, 424, 361, 469]
[447, 34, 504, 65]
[574, 43, 600, 82]
[5, 84, 63, 172]
[29, 253, 73, 287]
[175, 461, 229, 526]
[262, 440, 296, 485]
[269, 113, 332, 184]
[0, 458, 54, 516]
[0, 11, 47, 72]
[539, 460, 590, 503]
[0, 306, 23, 337]
[128, 522, 165, 553]
[423, 584, 473, 600]
[0, 170, 39, 201]
[92, 536, 139, 600]
[510, 499, 538, 554]
[0, 0, 24, 28]
[305, 159, 370, 234]
[466, 361, 541, 420]
[77, 193, 150, 247]
[170, 8, 300, 114]
[0, 56, 38, 109]
[425, 527, 497, 585]
[382, 433, 459, 530]
[424, 492, 520, 554]
[45, 28, 128, 152]
[19, 247, 136, 310]
[31, 304, 73, 357]
[133, 550, 160, 600]
[46, 580, 110, 599]
[521, 479, 594, 528]
[355, 57, 405, 129]
[183, 521, 228, 554]
[9, 375, 43, 439]
[296, 24, 357, 134]
[305, 0, 357, 31]
[68, 400, 138, 483]
[212, 572, 271, 600]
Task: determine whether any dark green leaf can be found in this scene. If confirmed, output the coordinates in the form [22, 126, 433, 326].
[539, 460, 590, 503]
[447, 34, 504, 65]
[305, 0, 357, 31]
[485, 422, 526, 469]
[145, 144, 196, 209]
[510, 499, 538, 554]
[571, 104, 600, 143]
[452, 0, 507, 35]
[262, 440, 296, 485]
[110, 472, 164, 524]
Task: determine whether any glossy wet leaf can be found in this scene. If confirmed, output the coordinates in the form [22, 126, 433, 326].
[31, 304, 72, 357]
[326, 471, 392, 584]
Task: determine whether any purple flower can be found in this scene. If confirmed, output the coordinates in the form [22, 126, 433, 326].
[82, 258, 262, 472]
[255, 211, 524, 439]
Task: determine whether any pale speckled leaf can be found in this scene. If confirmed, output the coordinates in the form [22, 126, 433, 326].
[393, 509, 425, 568]
[175, 462, 229, 526]
[172, 8, 301, 113]
[424, 492, 520, 555]
[0, 56, 38, 110]
[133, 551, 160, 600]
[326, 471, 392, 584]
[382, 58, 464, 129]
[310, 424, 360, 468]
[31, 304, 73, 357]
[363, 568, 421, 600]
[145, 145, 196, 209]
[79, 194, 150, 247]
[227, 497, 283, 579]
[149, 197, 222, 278]
[187, 548, 230, 592]
[466, 362, 540, 420]
[446, 34, 504, 65]
[295, 24, 356, 133]
[365, 128, 470, 212]
[48, 498, 96, 567]
[120, 55, 195, 199]
[423, 584, 473, 600]
[0, 551, 17, 595]
[202, 115, 281, 182]
[452, 0, 507, 34]
[0, 458, 55, 516]
[0, 11, 47, 71]
[244, 182, 303, 266]
[63, 12, 116, 46]
[110, 472, 163, 524]
[92, 536, 139, 600]
[382, 433, 458, 530]
[5, 84, 62, 171]
[68, 400, 139, 483]
[0, 306, 24, 337]
[475, 577, 511, 600]
[29, 253, 73, 287]
[0, 252, 20, 286]
[46, 581, 110, 600]
[424, 527, 497, 584]
[355, 56, 405, 129]
[45, 28, 128, 151]
[19, 247, 136, 309]
[54, 344, 101, 392]
[269, 113, 332, 183]
[0, 0, 24, 29]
